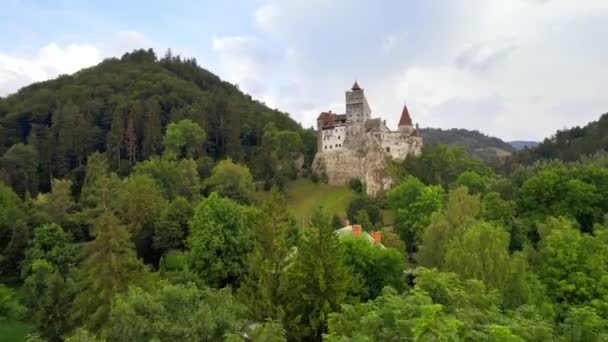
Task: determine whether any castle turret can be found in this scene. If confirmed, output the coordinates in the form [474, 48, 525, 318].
[397, 103, 414, 134]
[346, 81, 371, 126]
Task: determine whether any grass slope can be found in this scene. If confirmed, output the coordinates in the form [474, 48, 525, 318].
[282, 178, 357, 225]
[0, 320, 32, 342]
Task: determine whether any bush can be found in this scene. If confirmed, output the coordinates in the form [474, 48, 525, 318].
[347, 196, 382, 227]
[348, 178, 363, 193]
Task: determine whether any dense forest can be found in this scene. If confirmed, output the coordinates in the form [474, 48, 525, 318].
[0, 48, 316, 195]
[511, 112, 608, 163]
[419, 127, 515, 165]
[1, 49, 608, 341]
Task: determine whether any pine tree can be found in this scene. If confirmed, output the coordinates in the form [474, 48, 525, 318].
[239, 187, 295, 321]
[73, 211, 147, 332]
[282, 208, 356, 340]
[142, 98, 163, 159]
[124, 116, 138, 165]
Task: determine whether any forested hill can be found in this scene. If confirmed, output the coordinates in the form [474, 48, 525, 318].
[419, 127, 515, 163]
[0, 48, 315, 193]
[512, 112, 608, 163]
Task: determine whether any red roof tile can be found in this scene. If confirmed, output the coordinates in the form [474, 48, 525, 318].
[399, 104, 413, 126]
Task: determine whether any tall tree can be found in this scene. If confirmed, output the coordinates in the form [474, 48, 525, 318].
[203, 159, 255, 204]
[162, 119, 206, 159]
[73, 211, 147, 332]
[417, 186, 481, 268]
[239, 188, 295, 321]
[386, 176, 444, 253]
[187, 192, 256, 287]
[281, 209, 356, 340]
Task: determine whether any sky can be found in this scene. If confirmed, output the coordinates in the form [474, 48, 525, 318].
[1, 0, 608, 141]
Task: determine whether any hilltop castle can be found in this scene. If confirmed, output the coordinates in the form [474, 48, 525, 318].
[312, 82, 423, 195]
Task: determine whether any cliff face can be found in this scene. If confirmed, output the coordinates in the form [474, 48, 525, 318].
[312, 131, 393, 196]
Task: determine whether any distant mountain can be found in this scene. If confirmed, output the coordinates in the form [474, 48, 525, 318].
[513, 112, 608, 163]
[419, 128, 515, 164]
[509, 141, 539, 150]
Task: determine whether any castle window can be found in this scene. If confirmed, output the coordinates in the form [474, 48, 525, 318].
[338, 136, 340, 139]
[386, 147, 390, 152]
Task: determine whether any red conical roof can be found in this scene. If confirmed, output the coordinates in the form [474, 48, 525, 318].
[351, 81, 361, 90]
[398, 104, 413, 126]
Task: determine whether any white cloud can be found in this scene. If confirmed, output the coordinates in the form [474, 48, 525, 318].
[0, 31, 162, 97]
[230, 0, 608, 140]
[0, 43, 101, 96]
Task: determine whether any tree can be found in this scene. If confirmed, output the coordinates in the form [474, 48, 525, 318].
[153, 196, 193, 253]
[560, 306, 608, 342]
[0, 184, 28, 277]
[346, 196, 382, 227]
[22, 260, 77, 342]
[1, 143, 38, 195]
[386, 176, 444, 253]
[134, 155, 201, 200]
[21, 223, 79, 279]
[533, 217, 608, 312]
[417, 186, 480, 268]
[73, 211, 147, 332]
[281, 209, 355, 340]
[162, 119, 207, 159]
[203, 159, 255, 204]
[113, 174, 167, 261]
[187, 193, 256, 287]
[106, 282, 246, 342]
[443, 221, 511, 289]
[326, 287, 462, 341]
[455, 171, 491, 195]
[341, 235, 405, 300]
[31, 179, 76, 233]
[80, 152, 110, 207]
[0, 283, 25, 321]
[239, 188, 295, 321]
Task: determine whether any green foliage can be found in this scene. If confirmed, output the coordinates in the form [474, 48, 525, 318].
[533, 217, 608, 312]
[455, 170, 492, 195]
[443, 221, 511, 289]
[281, 209, 356, 340]
[203, 159, 255, 204]
[417, 186, 481, 268]
[106, 282, 246, 341]
[560, 306, 608, 341]
[187, 193, 256, 287]
[386, 176, 444, 253]
[1, 143, 38, 195]
[162, 119, 207, 159]
[401, 144, 494, 188]
[22, 260, 76, 341]
[0, 283, 25, 321]
[347, 178, 363, 193]
[239, 188, 294, 321]
[0, 182, 28, 277]
[326, 287, 462, 341]
[518, 169, 603, 232]
[73, 211, 147, 332]
[340, 236, 405, 300]
[346, 196, 382, 227]
[21, 223, 79, 279]
[0, 49, 304, 189]
[134, 155, 201, 200]
[153, 197, 193, 253]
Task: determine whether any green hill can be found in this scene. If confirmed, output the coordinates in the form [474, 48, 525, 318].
[513, 112, 608, 163]
[419, 127, 515, 164]
[0, 49, 313, 193]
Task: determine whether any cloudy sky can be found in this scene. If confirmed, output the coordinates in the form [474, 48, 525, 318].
[1, 0, 607, 141]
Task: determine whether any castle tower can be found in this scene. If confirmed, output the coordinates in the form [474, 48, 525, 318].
[397, 103, 414, 134]
[345, 81, 371, 126]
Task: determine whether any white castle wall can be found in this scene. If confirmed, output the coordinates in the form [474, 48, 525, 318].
[321, 125, 346, 151]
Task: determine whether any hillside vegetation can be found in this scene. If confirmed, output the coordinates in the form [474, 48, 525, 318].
[420, 127, 514, 163]
[513, 112, 608, 163]
[0, 49, 315, 194]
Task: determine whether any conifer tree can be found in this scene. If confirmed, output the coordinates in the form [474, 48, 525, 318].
[73, 211, 147, 332]
[239, 187, 295, 321]
[282, 208, 356, 340]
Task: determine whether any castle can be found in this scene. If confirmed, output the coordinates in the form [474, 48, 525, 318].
[311, 82, 423, 195]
